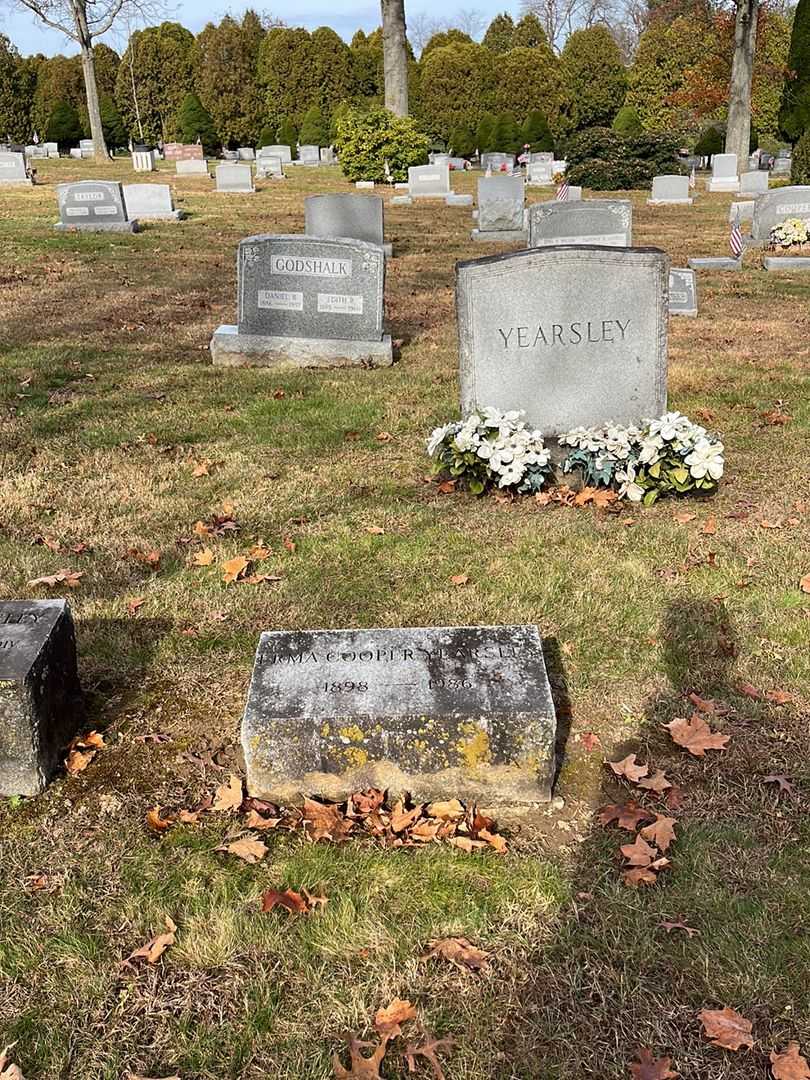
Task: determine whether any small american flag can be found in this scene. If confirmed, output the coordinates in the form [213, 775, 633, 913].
[556, 179, 569, 201]
[730, 221, 744, 259]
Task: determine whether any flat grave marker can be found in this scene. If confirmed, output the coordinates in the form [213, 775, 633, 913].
[528, 199, 632, 248]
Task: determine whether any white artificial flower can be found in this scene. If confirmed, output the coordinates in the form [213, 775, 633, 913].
[638, 435, 664, 464]
[685, 438, 725, 480]
[427, 425, 451, 456]
[615, 464, 644, 502]
[648, 412, 689, 442]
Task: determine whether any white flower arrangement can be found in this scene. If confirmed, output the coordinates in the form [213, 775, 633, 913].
[769, 217, 810, 249]
[427, 408, 724, 505]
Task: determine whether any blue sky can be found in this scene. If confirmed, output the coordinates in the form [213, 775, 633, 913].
[1, 1, 520, 55]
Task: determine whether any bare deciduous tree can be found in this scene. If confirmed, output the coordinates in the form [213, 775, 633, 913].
[521, 0, 633, 53]
[381, 0, 409, 115]
[407, 7, 485, 54]
[4, 0, 164, 157]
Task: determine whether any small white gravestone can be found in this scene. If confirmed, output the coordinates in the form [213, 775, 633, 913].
[264, 144, 292, 164]
[739, 170, 769, 195]
[407, 164, 451, 198]
[471, 175, 527, 243]
[320, 147, 336, 164]
[297, 145, 320, 165]
[648, 174, 693, 206]
[132, 150, 155, 172]
[215, 163, 255, 193]
[237, 147, 256, 161]
[457, 246, 668, 436]
[707, 153, 740, 192]
[176, 159, 210, 177]
[0, 151, 32, 186]
[256, 153, 284, 179]
[528, 160, 554, 186]
[123, 183, 184, 221]
[43, 142, 59, 158]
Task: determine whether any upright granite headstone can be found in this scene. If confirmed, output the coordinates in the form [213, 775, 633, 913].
[740, 170, 768, 195]
[707, 153, 740, 192]
[457, 245, 668, 435]
[241, 624, 557, 804]
[215, 163, 255, 193]
[164, 142, 204, 161]
[237, 147, 256, 160]
[528, 199, 632, 248]
[305, 193, 391, 257]
[43, 142, 59, 158]
[648, 174, 692, 205]
[527, 160, 554, 185]
[210, 234, 392, 368]
[123, 183, 185, 221]
[55, 180, 138, 233]
[472, 175, 527, 242]
[176, 158, 210, 176]
[298, 145, 320, 165]
[320, 147, 336, 164]
[0, 151, 32, 186]
[668, 268, 698, 317]
[771, 156, 792, 177]
[750, 186, 810, 245]
[257, 154, 284, 180]
[79, 139, 94, 159]
[263, 144, 292, 164]
[132, 150, 155, 172]
[0, 600, 83, 796]
[481, 153, 515, 173]
[407, 164, 451, 198]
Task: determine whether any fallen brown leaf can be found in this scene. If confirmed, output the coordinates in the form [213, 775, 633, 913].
[127, 596, 146, 616]
[598, 801, 655, 830]
[629, 1047, 679, 1079]
[608, 753, 649, 783]
[332, 1033, 391, 1080]
[374, 997, 417, 1037]
[192, 548, 215, 567]
[125, 916, 177, 966]
[659, 918, 699, 937]
[212, 774, 243, 812]
[28, 568, 83, 589]
[698, 1007, 754, 1051]
[620, 834, 659, 867]
[0, 1044, 25, 1080]
[640, 814, 677, 852]
[217, 836, 268, 864]
[424, 937, 490, 972]
[665, 715, 730, 756]
[637, 769, 672, 793]
[449, 573, 469, 586]
[222, 555, 249, 584]
[145, 807, 174, 833]
[764, 774, 796, 797]
[770, 1043, 810, 1080]
[403, 1034, 455, 1080]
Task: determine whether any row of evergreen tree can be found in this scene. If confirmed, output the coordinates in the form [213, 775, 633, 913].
[0, 3, 806, 154]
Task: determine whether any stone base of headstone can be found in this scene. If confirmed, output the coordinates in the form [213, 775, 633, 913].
[241, 625, 557, 805]
[210, 325, 393, 369]
[707, 179, 740, 192]
[470, 228, 528, 243]
[391, 195, 412, 206]
[688, 256, 742, 270]
[647, 197, 694, 206]
[670, 305, 697, 317]
[355, 181, 375, 189]
[137, 209, 186, 221]
[0, 177, 33, 187]
[54, 220, 139, 233]
[0, 600, 83, 797]
[394, 182, 408, 189]
[763, 256, 810, 271]
[445, 194, 473, 206]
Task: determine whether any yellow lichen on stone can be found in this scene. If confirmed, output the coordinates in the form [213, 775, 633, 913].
[321, 721, 331, 738]
[342, 747, 369, 767]
[456, 725, 492, 768]
[339, 724, 366, 743]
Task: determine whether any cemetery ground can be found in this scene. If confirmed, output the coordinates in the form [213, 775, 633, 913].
[0, 159, 809, 1080]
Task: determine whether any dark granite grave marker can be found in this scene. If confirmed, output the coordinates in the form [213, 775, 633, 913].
[0, 600, 83, 796]
[242, 624, 557, 804]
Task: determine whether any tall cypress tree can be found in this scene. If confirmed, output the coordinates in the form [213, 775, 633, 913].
[780, 0, 810, 141]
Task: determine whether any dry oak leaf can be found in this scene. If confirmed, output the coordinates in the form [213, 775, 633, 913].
[674, 511, 697, 524]
[28, 568, 83, 589]
[303, 798, 354, 842]
[449, 835, 488, 853]
[598, 801, 655, 830]
[449, 573, 469, 586]
[764, 774, 796, 797]
[660, 918, 699, 937]
[127, 596, 146, 616]
[374, 998, 417, 1037]
[260, 887, 326, 915]
[698, 1007, 754, 1051]
[609, 753, 649, 783]
[244, 809, 282, 831]
[218, 836, 268, 864]
[333, 1033, 391, 1080]
[427, 798, 465, 821]
[629, 1047, 679, 1079]
[424, 936, 490, 972]
[146, 807, 174, 833]
[390, 801, 423, 834]
[0, 1044, 25, 1080]
[637, 769, 672, 793]
[771, 1043, 810, 1080]
[125, 916, 177, 966]
[191, 459, 211, 477]
[479, 828, 508, 854]
[222, 555, 249, 584]
[665, 715, 730, 756]
[212, 774, 243, 812]
[365, 525, 385, 535]
[404, 1034, 456, 1080]
[192, 548, 214, 567]
[579, 732, 602, 752]
[641, 814, 678, 853]
[766, 689, 793, 705]
[702, 516, 718, 535]
[620, 834, 659, 867]
[623, 867, 659, 887]
[800, 574, 810, 594]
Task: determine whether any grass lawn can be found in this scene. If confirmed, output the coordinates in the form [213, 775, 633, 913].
[0, 159, 808, 1079]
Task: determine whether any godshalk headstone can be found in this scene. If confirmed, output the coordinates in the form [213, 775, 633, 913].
[740, 170, 768, 195]
[55, 180, 138, 233]
[0, 600, 83, 796]
[648, 174, 693, 205]
[0, 151, 32, 186]
[210, 234, 392, 368]
[707, 152, 739, 192]
[123, 183, 185, 221]
[242, 624, 557, 804]
[749, 186, 810, 245]
[305, 193, 391, 257]
[457, 245, 668, 436]
[528, 199, 632, 248]
[215, 163, 255, 193]
[164, 143, 204, 161]
[176, 159, 210, 176]
[668, 268, 697, 317]
[472, 175, 527, 242]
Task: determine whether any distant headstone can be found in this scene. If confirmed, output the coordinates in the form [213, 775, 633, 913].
[740, 170, 768, 195]
[26, 144, 46, 159]
[771, 156, 791, 177]
[132, 150, 155, 172]
[0, 151, 32, 186]
[763, 255, 810, 271]
[237, 147, 256, 160]
[164, 142, 204, 161]
[297, 145, 320, 165]
[648, 174, 693, 205]
[729, 201, 755, 224]
[176, 158, 210, 177]
[472, 175, 527, 242]
[457, 245, 668, 435]
[749, 186, 810, 244]
[707, 153, 739, 192]
[210, 235, 392, 368]
[567, 186, 583, 202]
[256, 153, 284, 179]
[356, 180, 375, 189]
[668, 267, 697, 317]
[69, 148, 82, 160]
[0, 600, 83, 797]
[215, 163, 255, 193]
[305, 193, 391, 257]
[43, 142, 59, 158]
[528, 199, 632, 248]
[79, 138, 94, 159]
[552, 159, 567, 175]
[263, 144, 292, 164]
[320, 147, 336, 164]
[527, 160, 554, 185]
[241, 624, 557, 804]
[123, 183, 184, 221]
[481, 153, 515, 173]
[407, 164, 451, 198]
[55, 180, 138, 233]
